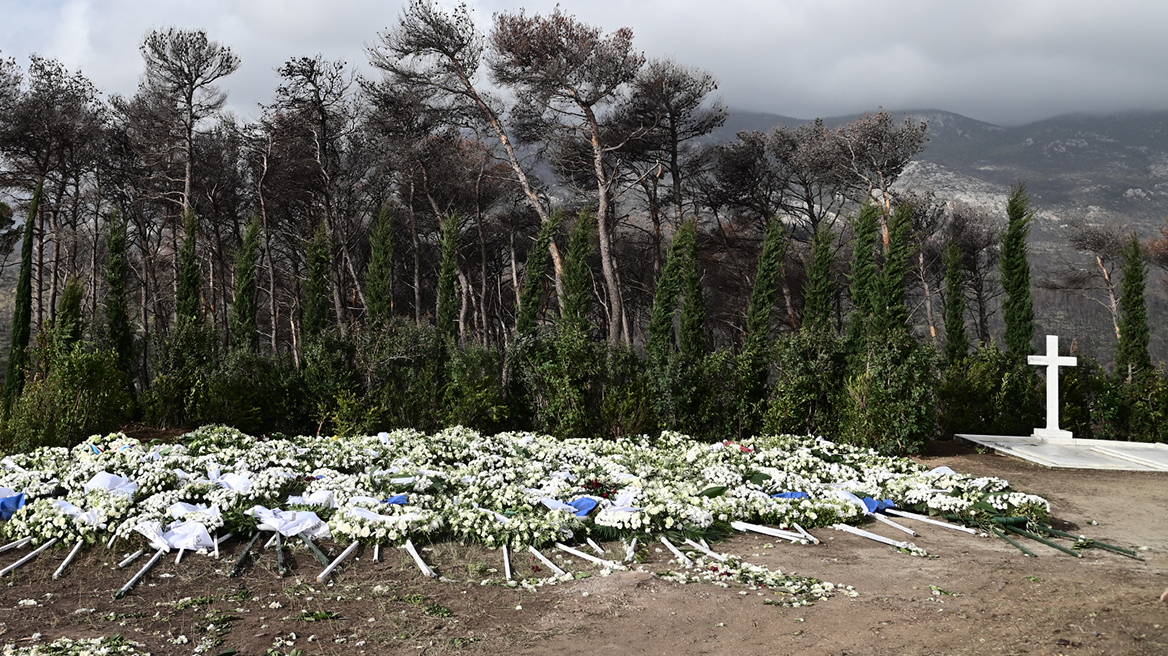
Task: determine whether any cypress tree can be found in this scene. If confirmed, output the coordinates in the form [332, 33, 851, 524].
[516, 213, 562, 336]
[648, 220, 692, 361]
[304, 222, 331, 339]
[745, 220, 788, 351]
[1115, 233, 1150, 378]
[436, 213, 461, 342]
[364, 206, 394, 324]
[872, 201, 913, 336]
[3, 181, 42, 415]
[943, 241, 970, 364]
[847, 204, 880, 342]
[55, 276, 85, 352]
[561, 209, 595, 332]
[105, 214, 134, 383]
[230, 218, 262, 351]
[678, 220, 707, 359]
[176, 210, 201, 324]
[1001, 184, 1035, 356]
[802, 227, 835, 334]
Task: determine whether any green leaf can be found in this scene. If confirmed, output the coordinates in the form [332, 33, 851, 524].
[747, 472, 772, 486]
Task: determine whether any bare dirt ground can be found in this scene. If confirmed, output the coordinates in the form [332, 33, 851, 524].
[1, 442, 1165, 656]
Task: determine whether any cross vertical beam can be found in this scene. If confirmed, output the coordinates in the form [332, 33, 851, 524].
[1027, 335, 1077, 439]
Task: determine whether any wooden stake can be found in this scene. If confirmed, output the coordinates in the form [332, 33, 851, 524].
[791, 523, 820, 544]
[527, 545, 566, 577]
[115, 547, 165, 599]
[991, 527, 1036, 557]
[174, 548, 185, 565]
[830, 523, 912, 549]
[624, 537, 638, 563]
[117, 549, 145, 568]
[730, 521, 803, 542]
[53, 541, 84, 579]
[554, 542, 624, 570]
[885, 509, 977, 535]
[275, 533, 288, 577]
[373, 543, 380, 562]
[658, 536, 692, 567]
[213, 532, 232, 560]
[585, 538, 606, 555]
[299, 533, 330, 565]
[1, 538, 58, 577]
[229, 533, 262, 578]
[317, 540, 361, 582]
[0, 537, 32, 554]
[683, 538, 728, 562]
[502, 544, 512, 580]
[1004, 525, 1082, 558]
[1034, 524, 1140, 558]
[872, 513, 918, 536]
[403, 540, 436, 579]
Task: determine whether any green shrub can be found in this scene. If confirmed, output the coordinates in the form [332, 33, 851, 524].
[352, 321, 447, 432]
[1058, 351, 1105, 440]
[445, 344, 509, 433]
[302, 331, 362, 434]
[601, 345, 655, 439]
[764, 330, 848, 438]
[515, 324, 600, 441]
[647, 350, 700, 436]
[937, 344, 1042, 438]
[328, 388, 380, 437]
[1095, 370, 1168, 443]
[840, 334, 940, 455]
[2, 342, 131, 453]
[680, 348, 768, 442]
[201, 348, 307, 435]
[140, 316, 217, 428]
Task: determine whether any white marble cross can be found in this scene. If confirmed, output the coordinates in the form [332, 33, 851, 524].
[1028, 335, 1077, 439]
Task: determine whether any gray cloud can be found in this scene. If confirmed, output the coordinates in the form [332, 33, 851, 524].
[2, 0, 1167, 125]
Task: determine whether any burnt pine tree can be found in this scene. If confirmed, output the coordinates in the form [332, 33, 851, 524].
[943, 241, 970, 364]
[1001, 184, 1035, 357]
[1114, 233, 1150, 379]
[436, 214, 461, 343]
[3, 181, 42, 415]
[176, 210, 201, 324]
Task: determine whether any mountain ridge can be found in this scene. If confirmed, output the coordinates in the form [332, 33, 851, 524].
[717, 107, 1168, 231]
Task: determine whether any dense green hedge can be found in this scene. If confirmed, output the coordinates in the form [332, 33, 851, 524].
[2, 316, 1165, 456]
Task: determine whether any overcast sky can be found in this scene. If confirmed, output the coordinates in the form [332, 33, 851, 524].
[3, 0, 1167, 126]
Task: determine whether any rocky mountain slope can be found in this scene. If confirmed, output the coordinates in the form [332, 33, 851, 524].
[721, 108, 1168, 233]
[719, 108, 1168, 362]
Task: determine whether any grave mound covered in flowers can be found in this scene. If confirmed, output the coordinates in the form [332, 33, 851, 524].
[0, 426, 1050, 558]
